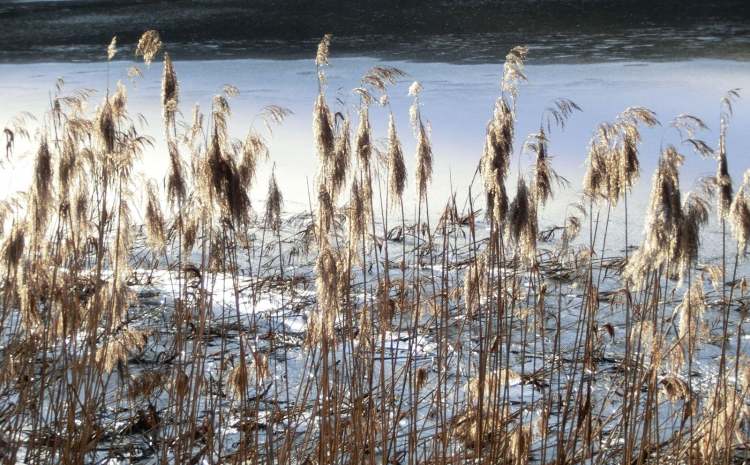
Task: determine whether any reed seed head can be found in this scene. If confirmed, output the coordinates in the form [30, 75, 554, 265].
[355, 105, 371, 168]
[414, 121, 432, 201]
[107, 36, 117, 61]
[387, 113, 406, 204]
[135, 30, 162, 66]
[161, 52, 179, 128]
[265, 172, 283, 233]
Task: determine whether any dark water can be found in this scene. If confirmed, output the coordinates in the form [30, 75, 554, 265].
[1, 0, 750, 63]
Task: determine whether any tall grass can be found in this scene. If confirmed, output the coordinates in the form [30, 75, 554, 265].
[0, 31, 749, 465]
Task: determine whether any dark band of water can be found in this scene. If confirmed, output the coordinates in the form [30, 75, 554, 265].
[2, 0, 750, 63]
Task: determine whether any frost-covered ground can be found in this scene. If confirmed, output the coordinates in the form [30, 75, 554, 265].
[6, 209, 740, 463]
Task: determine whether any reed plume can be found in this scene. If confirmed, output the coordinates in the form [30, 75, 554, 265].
[313, 94, 335, 164]
[614, 107, 658, 193]
[33, 138, 52, 208]
[729, 170, 750, 254]
[107, 36, 117, 61]
[676, 276, 706, 367]
[716, 117, 733, 220]
[98, 99, 116, 154]
[315, 33, 332, 67]
[530, 128, 553, 206]
[560, 214, 582, 252]
[501, 45, 528, 102]
[583, 124, 612, 202]
[135, 30, 162, 66]
[676, 193, 709, 277]
[317, 184, 334, 236]
[265, 172, 283, 234]
[2, 222, 25, 272]
[206, 124, 250, 225]
[161, 52, 179, 131]
[239, 132, 267, 189]
[508, 177, 537, 263]
[166, 140, 186, 205]
[410, 82, 432, 201]
[348, 178, 366, 255]
[481, 98, 513, 224]
[387, 113, 406, 204]
[624, 146, 684, 285]
[329, 116, 351, 200]
[355, 105, 372, 169]
[715, 90, 739, 220]
[414, 121, 432, 201]
[145, 181, 167, 252]
[463, 254, 486, 316]
[57, 134, 77, 201]
[314, 239, 339, 342]
[111, 197, 133, 280]
[30, 138, 53, 240]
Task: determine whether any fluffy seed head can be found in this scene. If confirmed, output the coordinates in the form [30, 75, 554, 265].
[624, 146, 685, 286]
[145, 181, 166, 252]
[408, 81, 422, 97]
[729, 170, 750, 253]
[33, 138, 52, 206]
[481, 98, 514, 224]
[347, 178, 368, 255]
[265, 172, 283, 233]
[317, 184, 334, 237]
[328, 117, 351, 200]
[166, 140, 186, 205]
[161, 52, 179, 128]
[206, 125, 250, 225]
[315, 239, 339, 342]
[501, 45, 528, 100]
[239, 132, 267, 189]
[716, 118, 733, 221]
[355, 106, 372, 168]
[508, 177, 538, 263]
[414, 121, 432, 201]
[135, 30, 162, 66]
[315, 34, 332, 67]
[387, 113, 406, 204]
[313, 94, 335, 163]
[676, 193, 709, 279]
[98, 100, 116, 153]
[107, 36, 117, 61]
[531, 128, 553, 206]
[3, 222, 25, 271]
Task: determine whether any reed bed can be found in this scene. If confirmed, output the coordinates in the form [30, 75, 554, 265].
[1, 32, 749, 465]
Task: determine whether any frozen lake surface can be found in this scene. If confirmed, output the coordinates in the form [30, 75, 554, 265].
[2, 55, 750, 257]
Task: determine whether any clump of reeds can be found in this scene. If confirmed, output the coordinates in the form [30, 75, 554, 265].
[3, 31, 750, 465]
